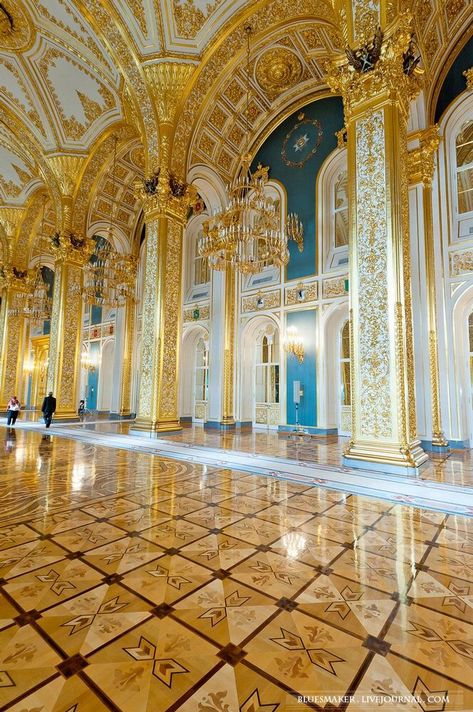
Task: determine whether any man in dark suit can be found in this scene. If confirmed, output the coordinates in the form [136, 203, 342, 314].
[42, 391, 57, 428]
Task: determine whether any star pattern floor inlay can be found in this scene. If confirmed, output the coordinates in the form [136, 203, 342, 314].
[0, 427, 473, 710]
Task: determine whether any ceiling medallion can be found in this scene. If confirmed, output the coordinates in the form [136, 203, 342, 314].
[0, 0, 34, 51]
[281, 112, 323, 169]
[255, 47, 303, 99]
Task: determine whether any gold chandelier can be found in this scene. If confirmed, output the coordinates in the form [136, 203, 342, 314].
[81, 137, 137, 308]
[199, 26, 303, 275]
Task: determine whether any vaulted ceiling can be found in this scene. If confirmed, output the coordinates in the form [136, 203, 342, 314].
[0, 0, 472, 264]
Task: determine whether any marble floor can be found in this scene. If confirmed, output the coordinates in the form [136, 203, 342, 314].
[0, 428, 473, 711]
[66, 421, 473, 490]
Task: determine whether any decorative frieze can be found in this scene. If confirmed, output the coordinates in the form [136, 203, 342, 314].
[450, 249, 473, 276]
[322, 276, 348, 298]
[242, 290, 280, 313]
[285, 281, 317, 305]
[184, 305, 210, 322]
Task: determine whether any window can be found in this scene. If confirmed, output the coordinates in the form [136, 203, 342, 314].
[194, 229, 210, 286]
[340, 320, 351, 406]
[334, 172, 349, 247]
[255, 332, 279, 404]
[456, 121, 473, 214]
[194, 337, 209, 403]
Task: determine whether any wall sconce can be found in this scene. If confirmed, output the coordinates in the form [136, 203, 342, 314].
[284, 325, 304, 363]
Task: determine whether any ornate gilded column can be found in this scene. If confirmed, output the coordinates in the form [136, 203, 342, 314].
[130, 61, 196, 435]
[46, 233, 92, 419]
[0, 267, 30, 408]
[221, 264, 236, 427]
[328, 14, 428, 472]
[131, 172, 194, 434]
[409, 127, 448, 449]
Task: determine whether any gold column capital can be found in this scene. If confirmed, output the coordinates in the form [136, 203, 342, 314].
[134, 169, 197, 224]
[0, 264, 33, 293]
[50, 231, 94, 266]
[408, 126, 440, 187]
[326, 11, 421, 121]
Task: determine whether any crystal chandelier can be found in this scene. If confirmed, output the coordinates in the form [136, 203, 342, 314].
[198, 25, 303, 275]
[28, 196, 52, 324]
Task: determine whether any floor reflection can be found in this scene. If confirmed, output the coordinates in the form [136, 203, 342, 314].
[64, 421, 473, 490]
[0, 428, 472, 710]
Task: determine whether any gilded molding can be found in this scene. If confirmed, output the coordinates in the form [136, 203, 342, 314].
[450, 249, 473, 276]
[408, 125, 440, 187]
[222, 265, 235, 425]
[184, 305, 210, 322]
[242, 290, 280, 313]
[322, 277, 347, 299]
[286, 281, 317, 305]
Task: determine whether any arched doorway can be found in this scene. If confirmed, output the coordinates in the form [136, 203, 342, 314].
[180, 325, 209, 423]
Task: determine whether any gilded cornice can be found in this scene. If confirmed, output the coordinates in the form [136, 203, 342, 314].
[0, 207, 25, 243]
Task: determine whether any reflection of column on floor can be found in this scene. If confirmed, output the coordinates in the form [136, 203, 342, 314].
[328, 12, 428, 473]
[221, 265, 236, 427]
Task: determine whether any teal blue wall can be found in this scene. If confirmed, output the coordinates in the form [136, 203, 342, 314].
[91, 306, 102, 325]
[435, 37, 473, 123]
[286, 309, 317, 427]
[252, 96, 344, 280]
[86, 341, 100, 410]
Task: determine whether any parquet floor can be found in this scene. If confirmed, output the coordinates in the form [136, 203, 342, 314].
[1, 427, 473, 711]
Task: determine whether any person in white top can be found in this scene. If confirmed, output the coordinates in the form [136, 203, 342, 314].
[6, 396, 20, 426]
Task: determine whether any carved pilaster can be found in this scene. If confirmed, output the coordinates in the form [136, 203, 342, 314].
[419, 126, 448, 447]
[328, 12, 427, 472]
[46, 233, 93, 419]
[0, 267, 31, 407]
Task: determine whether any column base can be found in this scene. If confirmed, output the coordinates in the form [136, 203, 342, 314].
[51, 409, 80, 423]
[130, 417, 182, 437]
[343, 439, 428, 475]
[204, 420, 252, 430]
[109, 412, 135, 421]
[421, 439, 450, 454]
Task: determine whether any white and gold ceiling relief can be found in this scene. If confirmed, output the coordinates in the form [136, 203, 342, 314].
[88, 140, 144, 239]
[0, 0, 122, 153]
[189, 21, 342, 180]
[0, 139, 39, 204]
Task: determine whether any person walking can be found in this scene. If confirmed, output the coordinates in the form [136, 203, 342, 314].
[6, 397, 21, 426]
[41, 391, 56, 428]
